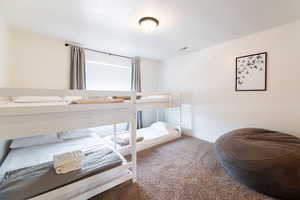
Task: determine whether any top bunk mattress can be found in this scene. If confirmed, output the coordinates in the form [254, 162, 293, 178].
[138, 96, 169, 103]
[0, 95, 172, 108]
[0, 100, 126, 108]
[129, 96, 170, 103]
[0, 136, 124, 200]
[0, 101, 71, 108]
[0, 96, 127, 108]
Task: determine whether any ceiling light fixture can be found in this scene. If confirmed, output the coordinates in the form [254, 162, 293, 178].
[179, 46, 189, 51]
[139, 17, 159, 31]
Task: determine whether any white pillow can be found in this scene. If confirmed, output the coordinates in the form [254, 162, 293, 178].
[10, 133, 60, 149]
[150, 121, 177, 132]
[58, 129, 96, 140]
[13, 96, 65, 103]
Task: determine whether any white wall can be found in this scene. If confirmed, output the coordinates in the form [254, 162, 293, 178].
[140, 58, 160, 92]
[140, 58, 160, 127]
[0, 17, 12, 164]
[0, 17, 11, 87]
[9, 28, 161, 128]
[10, 28, 70, 89]
[9, 28, 161, 92]
[159, 20, 300, 142]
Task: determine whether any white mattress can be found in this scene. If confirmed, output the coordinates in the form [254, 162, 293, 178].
[124, 96, 169, 104]
[104, 126, 181, 152]
[0, 101, 71, 108]
[0, 135, 106, 179]
[138, 96, 169, 103]
[0, 96, 170, 107]
[139, 126, 174, 140]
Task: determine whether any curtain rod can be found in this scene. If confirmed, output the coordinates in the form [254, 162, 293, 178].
[65, 43, 133, 60]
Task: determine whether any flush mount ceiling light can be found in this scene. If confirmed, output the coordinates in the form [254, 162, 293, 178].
[139, 17, 159, 31]
[179, 46, 189, 51]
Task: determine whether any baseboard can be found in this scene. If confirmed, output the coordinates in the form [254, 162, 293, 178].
[181, 129, 216, 143]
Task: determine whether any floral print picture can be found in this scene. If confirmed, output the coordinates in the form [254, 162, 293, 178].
[236, 52, 267, 91]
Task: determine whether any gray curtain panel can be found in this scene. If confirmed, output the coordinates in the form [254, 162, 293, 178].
[131, 57, 143, 129]
[70, 46, 86, 90]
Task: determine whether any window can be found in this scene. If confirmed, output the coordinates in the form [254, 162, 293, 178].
[85, 50, 131, 91]
[85, 50, 131, 135]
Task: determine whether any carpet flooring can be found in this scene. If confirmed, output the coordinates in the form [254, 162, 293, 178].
[91, 136, 276, 200]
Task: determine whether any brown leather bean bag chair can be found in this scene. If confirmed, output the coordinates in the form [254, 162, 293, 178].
[215, 128, 300, 200]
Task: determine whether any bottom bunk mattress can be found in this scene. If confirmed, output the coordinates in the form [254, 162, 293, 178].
[104, 122, 181, 152]
[135, 127, 181, 151]
[0, 137, 124, 200]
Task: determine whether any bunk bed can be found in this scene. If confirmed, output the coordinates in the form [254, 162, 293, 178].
[0, 88, 137, 200]
[135, 92, 181, 111]
[104, 92, 182, 155]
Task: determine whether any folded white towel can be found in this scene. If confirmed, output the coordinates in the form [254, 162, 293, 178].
[53, 150, 85, 174]
[55, 161, 83, 174]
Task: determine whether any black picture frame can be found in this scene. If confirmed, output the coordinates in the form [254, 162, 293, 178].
[235, 52, 267, 91]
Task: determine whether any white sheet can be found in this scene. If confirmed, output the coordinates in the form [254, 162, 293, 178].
[104, 126, 180, 151]
[0, 96, 169, 107]
[124, 96, 169, 104]
[0, 135, 106, 179]
[138, 96, 169, 103]
[139, 126, 171, 140]
[150, 121, 178, 132]
[0, 101, 70, 108]
[136, 128, 180, 152]
[12, 96, 66, 103]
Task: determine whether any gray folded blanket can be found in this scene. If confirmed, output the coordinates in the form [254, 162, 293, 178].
[111, 135, 144, 146]
[0, 146, 123, 200]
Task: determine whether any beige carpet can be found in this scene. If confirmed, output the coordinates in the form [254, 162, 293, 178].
[90, 136, 275, 200]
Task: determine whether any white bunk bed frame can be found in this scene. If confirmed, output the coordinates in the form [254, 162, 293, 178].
[136, 92, 181, 115]
[0, 88, 137, 200]
[112, 92, 182, 154]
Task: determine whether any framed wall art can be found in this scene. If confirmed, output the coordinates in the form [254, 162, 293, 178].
[235, 52, 267, 91]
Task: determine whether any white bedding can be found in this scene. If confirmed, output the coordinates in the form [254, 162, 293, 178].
[138, 96, 169, 103]
[139, 126, 175, 140]
[104, 125, 180, 152]
[0, 101, 70, 108]
[124, 96, 170, 104]
[0, 135, 106, 179]
[12, 96, 66, 103]
[0, 96, 170, 107]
